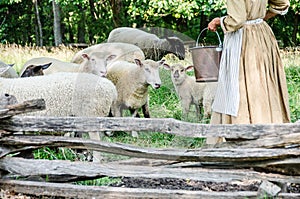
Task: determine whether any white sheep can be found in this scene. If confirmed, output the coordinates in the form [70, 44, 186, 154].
[0, 61, 18, 78]
[164, 63, 217, 121]
[0, 72, 118, 162]
[106, 59, 167, 136]
[107, 27, 185, 61]
[20, 52, 116, 77]
[71, 42, 145, 64]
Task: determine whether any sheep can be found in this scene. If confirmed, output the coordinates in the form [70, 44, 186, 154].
[71, 42, 145, 64]
[20, 52, 117, 77]
[0, 72, 118, 162]
[71, 43, 149, 118]
[106, 59, 167, 137]
[107, 27, 185, 61]
[0, 61, 18, 78]
[164, 63, 217, 121]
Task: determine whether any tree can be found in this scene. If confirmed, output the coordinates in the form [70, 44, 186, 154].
[33, 0, 43, 46]
[52, 0, 62, 46]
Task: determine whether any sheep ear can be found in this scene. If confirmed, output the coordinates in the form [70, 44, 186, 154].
[82, 53, 90, 60]
[32, 63, 51, 73]
[134, 59, 143, 67]
[106, 54, 117, 62]
[185, 65, 194, 72]
[41, 62, 52, 70]
[163, 63, 171, 70]
[158, 59, 165, 65]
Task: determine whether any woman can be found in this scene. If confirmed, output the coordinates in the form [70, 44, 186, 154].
[207, 0, 291, 125]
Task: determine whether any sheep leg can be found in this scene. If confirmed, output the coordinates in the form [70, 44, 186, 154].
[131, 109, 139, 138]
[88, 132, 104, 162]
[202, 97, 213, 119]
[142, 103, 150, 118]
[181, 100, 191, 121]
[129, 104, 150, 118]
[129, 108, 141, 118]
[195, 103, 202, 121]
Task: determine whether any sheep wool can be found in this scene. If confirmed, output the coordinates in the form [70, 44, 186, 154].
[107, 59, 164, 118]
[107, 27, 185, 61]
[0, 72, 117, 117]
[71, 42, 145, 64]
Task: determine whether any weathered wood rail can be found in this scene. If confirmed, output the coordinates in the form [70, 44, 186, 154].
[0, 98, 300, 198]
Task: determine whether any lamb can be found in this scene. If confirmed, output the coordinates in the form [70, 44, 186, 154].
[0, 72, 118, 161]
[20, 52, 116, 77]
[0, 61, 18, 78]
[107, 27, 185, 61]
[106, 59, 167, 136]
[164, 63, 217, 121]
[71, 42, 145, 64]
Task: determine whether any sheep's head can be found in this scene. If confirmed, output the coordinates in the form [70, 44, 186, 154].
[81, 52, 116, 77]
[164, 63, 193, 85]
[134, 59, 167, 89]
[20, 63, 52, 77]
[166, 37, 185, 60]
[0, 63, 18, 78]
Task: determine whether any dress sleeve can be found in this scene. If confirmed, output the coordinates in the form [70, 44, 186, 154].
[268, 0, 290, 15]
[220, 0, 247, 33]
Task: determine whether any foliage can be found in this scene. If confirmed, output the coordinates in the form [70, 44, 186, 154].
[0, 0, 298, 46]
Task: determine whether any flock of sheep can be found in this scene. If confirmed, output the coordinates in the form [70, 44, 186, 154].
[0, 27, 217, 141]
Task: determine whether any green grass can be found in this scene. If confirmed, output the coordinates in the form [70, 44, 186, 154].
[75, 177, 122, 186]
[285, 66, 300, 123]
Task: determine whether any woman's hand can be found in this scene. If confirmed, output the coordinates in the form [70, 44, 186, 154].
[208, 17, 221, 32]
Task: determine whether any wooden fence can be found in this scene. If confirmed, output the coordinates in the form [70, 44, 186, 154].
[0, 98, 300, 198]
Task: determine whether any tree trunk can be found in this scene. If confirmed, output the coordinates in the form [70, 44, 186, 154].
[88, 0, 98, 43]
[77, 6, 86, 43]
[292, 14, 299, 45]
[52, 0, 62, 46]
[33, 0, 43, 46]
[110, 0, 124, 27]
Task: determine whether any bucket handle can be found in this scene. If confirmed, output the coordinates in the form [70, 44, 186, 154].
[196, 27, 222, 48]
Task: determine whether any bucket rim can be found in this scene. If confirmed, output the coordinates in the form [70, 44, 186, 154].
[190, 45, 220, 50]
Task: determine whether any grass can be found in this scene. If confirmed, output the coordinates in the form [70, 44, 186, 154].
[0, 44, 299, 186]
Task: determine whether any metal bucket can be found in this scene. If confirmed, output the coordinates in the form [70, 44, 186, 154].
[190, 28, 222, 82]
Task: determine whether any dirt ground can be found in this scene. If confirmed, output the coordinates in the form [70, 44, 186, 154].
[109, 177, 300, 193]
[1, 177, 300, 199]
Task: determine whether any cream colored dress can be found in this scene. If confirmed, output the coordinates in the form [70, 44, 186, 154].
[210, 0, 291, 124]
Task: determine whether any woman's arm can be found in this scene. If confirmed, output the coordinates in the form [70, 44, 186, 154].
[264, 10, 277, 21]
[208, 17, 221, 32]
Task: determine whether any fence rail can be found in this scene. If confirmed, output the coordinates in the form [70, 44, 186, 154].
[0, 98, 299, 198]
